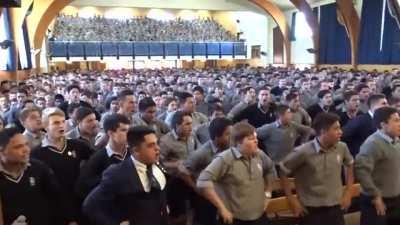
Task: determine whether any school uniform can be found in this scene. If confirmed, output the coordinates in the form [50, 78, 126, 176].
[83, 155, 167, 225]
[31, 137, 93, 223]
[76, 144, 128, 198]
[355, 131, 400, 225]
[279, 139, 354, 225]
[0, 159, 63, 225]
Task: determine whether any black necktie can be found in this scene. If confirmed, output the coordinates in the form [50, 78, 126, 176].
[147, 165, 161, 191]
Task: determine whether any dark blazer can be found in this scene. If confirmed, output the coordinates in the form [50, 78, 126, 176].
[83, 158, 167, 225]
[75, 148, 126, 199]
[342, 113, 376, 157]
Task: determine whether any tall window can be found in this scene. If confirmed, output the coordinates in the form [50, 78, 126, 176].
[295, 12, 313, 38]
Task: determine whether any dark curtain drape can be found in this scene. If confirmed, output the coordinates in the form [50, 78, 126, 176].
[20, 18, 32, 69]
[0, 8, 17, 71]
[290, 12, 296, 41]
[358, 0, 385, 64]
[318, 3, 351, 64]
[313, 7, 319, 17]
[358, 0, 400, 64]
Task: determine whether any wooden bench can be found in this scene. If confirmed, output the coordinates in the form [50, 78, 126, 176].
[266, 183, 361, 225]
[266, 183, 361, 213]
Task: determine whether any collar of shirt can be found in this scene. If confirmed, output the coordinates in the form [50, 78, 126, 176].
[131, 155, 147, 173]
[312, 138, 337, 153]
[172, 129, 192, 142]
[377, 130, 399, 145]
[209, 141, 218, 154]
[135, 114, 152, 126]
[41, 135, 67, 150]
[106, 143, 127, 159]
[231, 147, 257, 160]
[231, 147, 243, 159]
[275, 120, 290, 128]
[318, 103, 329, 112]
[257, 102, 268, 114]
[368, 110, 374, 118]
[0, 161, 30, 179]
[23, 130, 43, 140]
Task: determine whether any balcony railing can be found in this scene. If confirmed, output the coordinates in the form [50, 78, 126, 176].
[48, 41, 247, 60]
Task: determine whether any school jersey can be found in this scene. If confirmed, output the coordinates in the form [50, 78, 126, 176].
[31, 138, 93, 222]
[0, 159, 62, 225]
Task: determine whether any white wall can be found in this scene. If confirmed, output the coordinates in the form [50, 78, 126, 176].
[231, 11, 270, 64]
[285, 11, 314, 66]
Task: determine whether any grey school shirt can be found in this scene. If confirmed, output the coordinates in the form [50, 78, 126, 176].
[184, 140, 219, 177]
[197, 147, 274, 221]
[160, 130, 200, 176]
[355, 130, 400, 198]
[279, 139, 354, 207]
[257, 121, 313, 162]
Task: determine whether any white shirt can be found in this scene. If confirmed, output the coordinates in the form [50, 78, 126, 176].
[131, 155, 166, 192]
[105, 144, 127, 160]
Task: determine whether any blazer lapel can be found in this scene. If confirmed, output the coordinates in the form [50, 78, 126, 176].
[121, 158, 145, 193]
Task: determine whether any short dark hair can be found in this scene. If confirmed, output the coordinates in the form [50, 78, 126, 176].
[367, 94, 386, 108]
[67, 85, 80, 93]
[258, 86, 271, 93]
[177, 92, 193, 106]
[0, 127, 21, 151]
[312, 113, 340, 135]
[165, 97, 177, 106]
[210, 104, 224, 115]
[17, 88, 28, 95]
[343, 90, 358, 102]
[243, 86, 255, 95]
[171, 110, 192, 131]
[276, 104, 290, 116]
[317, 90, 331, 99]
[138, 97, 156, 112]
[105, 96, 118, 111]
[285, 93, 299, 102]
[231, 122, 256, 145]
[209, 118, 232, 140]
[355, 83, 369, 93]
[118, 89, 134, 102]
[127, 126, 156, 151]
[192, 86, 205, 95]
[54, 94, 65, 102]
[75, 107, 95, 122]
[103, 114, 131, 133]
[373, 107, 398, 129]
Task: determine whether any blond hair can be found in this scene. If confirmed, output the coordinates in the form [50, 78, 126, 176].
[42, 107, 65, 127]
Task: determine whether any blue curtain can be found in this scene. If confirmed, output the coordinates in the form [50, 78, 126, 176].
[0, 8, 17, 71]
[358, 0, 385, 64]
[358, 0, 400, 64]
[313, 7, 319, 17]
[290, 12, 296, 41]
[381, 0, 400, 64]
[318, 3, 351, 64]
[18, 18, 32, 69]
